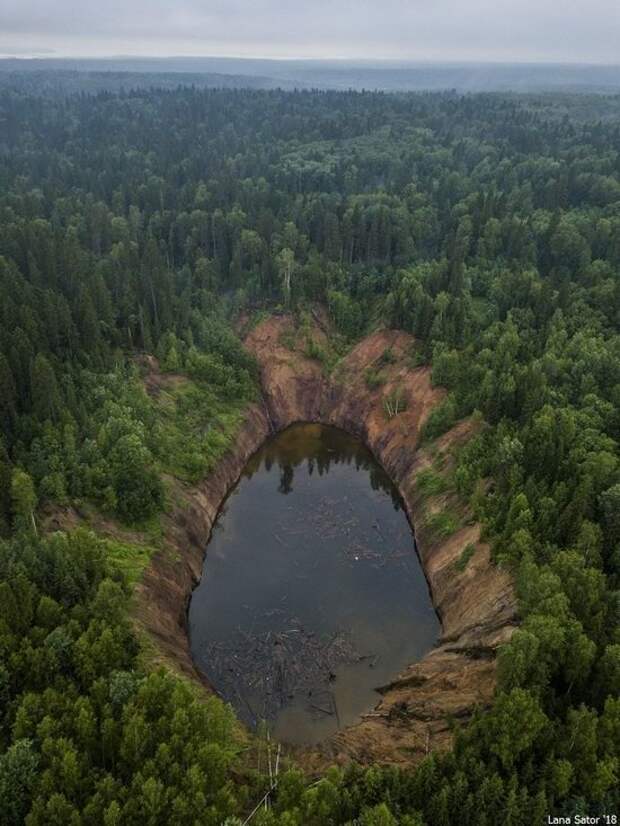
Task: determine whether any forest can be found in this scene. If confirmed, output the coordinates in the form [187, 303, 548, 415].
[0, 82, 619, 824]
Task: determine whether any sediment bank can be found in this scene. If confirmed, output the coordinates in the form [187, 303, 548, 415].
[134, 315, 517, 766]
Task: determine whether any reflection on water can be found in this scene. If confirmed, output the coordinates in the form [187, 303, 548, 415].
[189, 423, 439, 744]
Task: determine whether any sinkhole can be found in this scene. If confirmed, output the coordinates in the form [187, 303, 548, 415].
[188, 423, 439, 744]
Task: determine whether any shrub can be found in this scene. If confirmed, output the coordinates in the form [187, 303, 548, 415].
[455, 542, 477, 572]
[365, 368, 386, 390]
[421, 395, 457, 441]
[415, 468, 450, 496]
[426, 509, 460, 539]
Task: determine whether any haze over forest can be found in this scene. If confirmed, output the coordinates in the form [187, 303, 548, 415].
[2, 0, 620, 94]
[2, 56, 620, 94]
[2, 0, 620, 63]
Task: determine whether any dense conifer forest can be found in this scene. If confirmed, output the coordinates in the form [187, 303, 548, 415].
[0, 83, 619, 824]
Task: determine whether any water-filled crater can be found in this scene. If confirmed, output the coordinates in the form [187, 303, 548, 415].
[189, 423, 439, 744]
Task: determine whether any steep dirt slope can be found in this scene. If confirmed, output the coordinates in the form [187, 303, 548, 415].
[244, 316, 516, 766]
[71, 314, 516, 766]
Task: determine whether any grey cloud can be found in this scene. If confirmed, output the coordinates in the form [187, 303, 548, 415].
[0, 0, 618, 62]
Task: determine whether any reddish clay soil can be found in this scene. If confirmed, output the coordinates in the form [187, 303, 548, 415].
[243, 317, 516, 767]
[48, 315, 517, 767]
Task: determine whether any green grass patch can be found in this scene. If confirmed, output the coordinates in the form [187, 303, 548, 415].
[455, 542, 477, 572]
[279, 328, 297, 351]
[137, 512, 165, 544]
[235, 308, 271, 340]
[304, 335, 328, 364]
[426, 509, 461, 539]
[152, 380, 246, 484]
[420, 395, 458, 442]
[378, 346, 397, 366]
[302, 334, 346, 376]
[365, 367, 386, 390]
[415, 468, 450, 496]
[103, 537, 156, 585]
[431, 449, 447, 472]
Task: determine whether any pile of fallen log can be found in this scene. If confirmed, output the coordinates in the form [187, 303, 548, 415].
[203, 621, 362, 726]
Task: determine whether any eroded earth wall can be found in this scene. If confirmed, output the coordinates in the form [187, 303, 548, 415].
[135, 316, 517, 766]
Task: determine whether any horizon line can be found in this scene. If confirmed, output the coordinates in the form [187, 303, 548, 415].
[2, 54, 620, 69]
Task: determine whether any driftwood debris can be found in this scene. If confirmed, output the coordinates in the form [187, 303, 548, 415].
[202, 496, 415, 728]
[204, 621, 361, 725]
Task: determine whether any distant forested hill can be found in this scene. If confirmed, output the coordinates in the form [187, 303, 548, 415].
[0, 68, 285, 96]
[2, 56, 620, 93]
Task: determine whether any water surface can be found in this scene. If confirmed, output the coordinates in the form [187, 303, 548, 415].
[189, 423, 438, 744]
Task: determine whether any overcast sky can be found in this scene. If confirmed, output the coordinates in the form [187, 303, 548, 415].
[1, 0, 619, 63]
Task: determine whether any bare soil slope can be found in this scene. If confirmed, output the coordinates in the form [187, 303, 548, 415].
[52, 315, 516, 766]
[244, 316, 516, 766]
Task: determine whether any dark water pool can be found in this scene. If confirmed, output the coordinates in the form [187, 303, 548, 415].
[188, 423, 439, 744]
